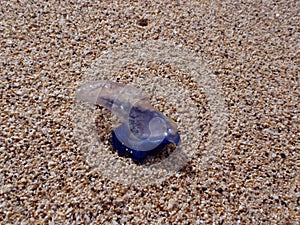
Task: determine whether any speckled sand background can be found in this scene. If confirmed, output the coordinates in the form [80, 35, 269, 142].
[1, 0, 299, 224]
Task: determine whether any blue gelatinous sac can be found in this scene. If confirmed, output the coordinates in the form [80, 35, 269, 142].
[75, 80, 181, 163]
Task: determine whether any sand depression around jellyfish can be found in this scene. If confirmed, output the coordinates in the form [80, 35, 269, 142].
[72, 40, 228, 187]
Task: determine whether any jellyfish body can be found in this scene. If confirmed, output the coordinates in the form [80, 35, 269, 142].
[75, 80, 181, 163]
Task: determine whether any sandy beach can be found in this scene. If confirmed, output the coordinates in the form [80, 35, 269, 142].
[1, 0, 299, 224]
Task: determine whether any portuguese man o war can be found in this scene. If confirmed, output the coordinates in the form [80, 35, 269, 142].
[75, 80, 181, 163]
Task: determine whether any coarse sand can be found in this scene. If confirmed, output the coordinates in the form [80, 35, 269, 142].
[1, 0, 299, 224]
